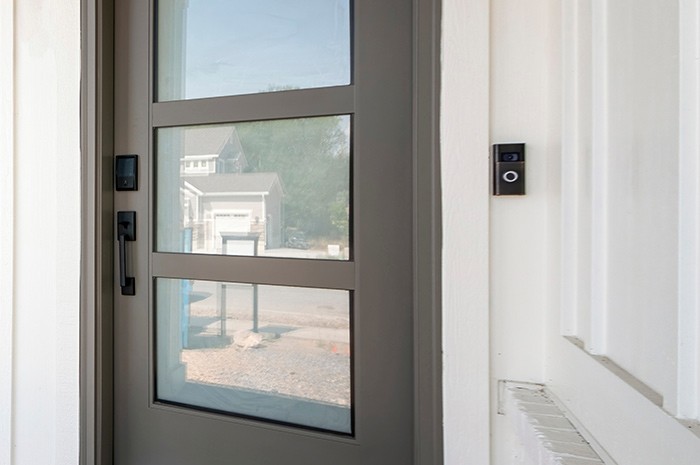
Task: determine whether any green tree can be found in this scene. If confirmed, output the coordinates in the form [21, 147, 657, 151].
[329, 190, 350, 239]
[236, 115, 350, 241]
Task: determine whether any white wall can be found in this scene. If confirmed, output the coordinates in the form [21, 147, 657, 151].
[489, 0, 562, 463]
[0, 1, 81, 464]
[489, 0, 558, 387]
[442, 0, 563, 461]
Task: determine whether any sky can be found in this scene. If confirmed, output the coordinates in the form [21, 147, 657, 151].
[158, 0, 351, 100]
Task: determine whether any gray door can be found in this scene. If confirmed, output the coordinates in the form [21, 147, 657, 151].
[113, 1, 415, 464]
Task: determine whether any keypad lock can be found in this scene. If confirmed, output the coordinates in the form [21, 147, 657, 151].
[115, 154, 139, 191]
[493, 143, 525, 196]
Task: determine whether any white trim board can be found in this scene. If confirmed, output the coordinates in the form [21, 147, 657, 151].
[0, 1, 15, 463]
[441, 0, 491, 463]
[678, 0, 700, 421]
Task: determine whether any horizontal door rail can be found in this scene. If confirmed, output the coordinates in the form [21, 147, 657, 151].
[152, 252, 356, 290]
[152, 86, 355, 128]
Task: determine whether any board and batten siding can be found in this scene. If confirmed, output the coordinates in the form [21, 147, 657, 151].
[548, 0, 700, 463]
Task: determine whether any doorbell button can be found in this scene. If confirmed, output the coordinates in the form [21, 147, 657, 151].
[502, 170, 519, 183]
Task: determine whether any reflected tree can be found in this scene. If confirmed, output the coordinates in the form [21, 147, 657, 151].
[236, 116, 350, 242]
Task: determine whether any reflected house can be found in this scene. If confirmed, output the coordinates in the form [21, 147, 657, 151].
[179, 126, 284, 253]
[180, 125, 248, 176]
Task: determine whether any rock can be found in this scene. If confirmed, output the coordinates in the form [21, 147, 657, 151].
[233, 330, 264, 349]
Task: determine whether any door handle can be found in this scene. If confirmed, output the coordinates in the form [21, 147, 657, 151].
[117, 211, 136, 296]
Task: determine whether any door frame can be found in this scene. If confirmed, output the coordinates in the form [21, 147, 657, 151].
[80, 0, 442, 463]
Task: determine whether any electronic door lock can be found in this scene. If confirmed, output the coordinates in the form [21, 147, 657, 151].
[115, 154, 139, 191]
[493, 143, 525, 196]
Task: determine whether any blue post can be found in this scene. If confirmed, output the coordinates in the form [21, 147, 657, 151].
[181, 227, 193, 348]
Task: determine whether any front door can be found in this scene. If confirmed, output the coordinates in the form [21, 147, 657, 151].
[113, 0, 417, 464]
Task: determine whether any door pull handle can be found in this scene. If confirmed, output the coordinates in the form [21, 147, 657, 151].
[117, 211, 136, 296]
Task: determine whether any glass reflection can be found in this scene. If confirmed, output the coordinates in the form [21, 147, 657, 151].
[156, 278, 352, 433]
[157, 0, 352, 101]
[156, 116, 351, 260]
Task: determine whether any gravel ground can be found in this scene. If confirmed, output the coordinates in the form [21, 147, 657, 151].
[180, 282, 351, 408]
[181, 327, 351, 407]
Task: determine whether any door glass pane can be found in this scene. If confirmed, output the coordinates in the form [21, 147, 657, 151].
[157, 0, 352, 101]
[156, 116, 351, 259]
[155, 278, 352, 433]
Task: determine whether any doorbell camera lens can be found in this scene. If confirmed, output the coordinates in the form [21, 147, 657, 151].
[501, 152, 520, 162]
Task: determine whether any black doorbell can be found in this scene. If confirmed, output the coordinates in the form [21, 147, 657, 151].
[493, 143, 525, 196]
